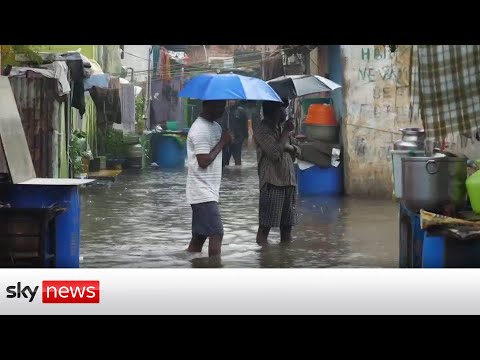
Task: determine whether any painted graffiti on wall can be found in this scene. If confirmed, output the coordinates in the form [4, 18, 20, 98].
[355, 46, 413, 125]
[351, 127, 395, 160]
[342, 45, 420, 196]
[358, 65, 409, 85]
[361, 47, 395, 61]
[357, 46, 410, 86]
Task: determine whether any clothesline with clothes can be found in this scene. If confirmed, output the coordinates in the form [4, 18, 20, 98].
[109, 48, 284, 78]
[111, 52, 279, 78]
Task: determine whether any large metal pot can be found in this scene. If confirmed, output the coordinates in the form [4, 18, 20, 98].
[305, 124, 338, 143]
[401, 156, 467, 213]
[394, 128, 425, 150]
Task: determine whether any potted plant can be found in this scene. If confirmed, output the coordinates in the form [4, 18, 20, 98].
[135, 95, 146, 135]
[70, 130, 93, 178]
[105, 128, 127, 169]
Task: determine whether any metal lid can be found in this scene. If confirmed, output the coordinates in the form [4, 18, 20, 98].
[400, 127, 425, 135]
[401, 156, 467, 163]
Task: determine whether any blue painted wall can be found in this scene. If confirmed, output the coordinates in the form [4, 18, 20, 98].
[328, 45, 345, 124]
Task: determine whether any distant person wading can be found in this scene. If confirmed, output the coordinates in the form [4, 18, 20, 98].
[220, 100, 249, 166]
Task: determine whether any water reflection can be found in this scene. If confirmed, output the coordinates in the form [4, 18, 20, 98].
[80, 147, 398, 268]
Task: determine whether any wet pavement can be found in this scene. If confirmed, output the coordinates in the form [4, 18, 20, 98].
[80, 145, 399, 268]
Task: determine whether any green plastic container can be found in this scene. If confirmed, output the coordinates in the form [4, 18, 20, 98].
[466, 169, 480, 214]
[166, 121, 179, 131]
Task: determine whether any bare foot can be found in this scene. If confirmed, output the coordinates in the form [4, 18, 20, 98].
[256, 238, 269, 246]
[187, 244, 202, 252]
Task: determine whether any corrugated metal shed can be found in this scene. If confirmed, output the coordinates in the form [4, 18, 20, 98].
[0, 136, 8, 174]
[8, 75, 65, 178]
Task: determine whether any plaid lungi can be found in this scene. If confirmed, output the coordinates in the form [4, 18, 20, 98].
[259, 183, 297, 228]
[410, 45, 480, 141]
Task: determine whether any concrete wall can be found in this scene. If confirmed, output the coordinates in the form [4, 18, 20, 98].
[341, 45, 422, 197]
[121, 45, 151, 83]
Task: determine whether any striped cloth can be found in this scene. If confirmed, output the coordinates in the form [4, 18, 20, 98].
[186, 117, 223, 205]
[410, 45, 480, 141]
[259, 184, 297, 228]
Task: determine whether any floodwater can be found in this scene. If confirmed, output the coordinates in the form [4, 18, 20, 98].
[80, 145, 399, 268]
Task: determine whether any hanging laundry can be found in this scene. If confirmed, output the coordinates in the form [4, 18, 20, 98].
[89, 86, 122, 125]
[156, 49, 165, 79]
[262, 54, 284, 81]
[52, 60, 71, 96]
[410, 45, 480, 141]
[72, 81, 86, 117]
[164, 53, 172, 82]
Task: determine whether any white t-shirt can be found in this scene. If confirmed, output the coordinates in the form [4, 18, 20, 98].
[186, 117, 223, 205]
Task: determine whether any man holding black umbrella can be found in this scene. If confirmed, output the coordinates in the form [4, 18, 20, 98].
[254, 100, 301, 246]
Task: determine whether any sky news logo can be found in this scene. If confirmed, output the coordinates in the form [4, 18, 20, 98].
[5, 281, 100, 303]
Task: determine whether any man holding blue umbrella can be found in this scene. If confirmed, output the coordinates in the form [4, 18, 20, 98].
[186, 100, 232, 257]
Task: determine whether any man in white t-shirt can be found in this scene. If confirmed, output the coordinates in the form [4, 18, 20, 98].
[186, 100, 232, 257]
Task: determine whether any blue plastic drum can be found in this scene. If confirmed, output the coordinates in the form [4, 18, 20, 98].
[0, 184, 81, 268]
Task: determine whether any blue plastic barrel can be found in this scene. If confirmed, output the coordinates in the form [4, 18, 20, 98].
[422, 234, 445, 268]
[297, 165, 343, 196]
[0, 185, 80, 268]
[153, 135, 185, 168]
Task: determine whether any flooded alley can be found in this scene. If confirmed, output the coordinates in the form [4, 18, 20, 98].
[80, 147, 399, 268]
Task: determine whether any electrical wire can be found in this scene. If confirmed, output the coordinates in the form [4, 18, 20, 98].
[114, 56, 274, 79]
[114, 48, 280, 76]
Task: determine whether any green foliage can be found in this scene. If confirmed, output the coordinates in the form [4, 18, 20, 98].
[105, 128, 128, 160]
[135, 95, 145, 122]
[135, 95, 146, 134]
[69, 130, 93, 175]
[1, 45, 42, 66]
[140, 132, 153, 168]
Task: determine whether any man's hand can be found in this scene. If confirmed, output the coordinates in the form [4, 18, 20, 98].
[283, 120, 295, 133]
[221, 131, 233, 145]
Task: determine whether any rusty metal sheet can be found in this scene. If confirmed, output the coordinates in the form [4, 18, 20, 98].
[9, 75, 58, 178]
[0, 76, 36, 183]
[0, 136, 8, 174]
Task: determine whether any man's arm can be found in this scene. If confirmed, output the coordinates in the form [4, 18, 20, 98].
[192, 129, 232, 169]
[254, 124, 291, 161]
[284, 134, 301, 158]
[283, 121, 301, 158]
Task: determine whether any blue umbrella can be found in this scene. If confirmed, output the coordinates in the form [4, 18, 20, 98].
[179, 73, 283, 102]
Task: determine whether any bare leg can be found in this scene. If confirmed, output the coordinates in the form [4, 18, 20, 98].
[208, 234, 223, 257]
[187, 234, 207, 253]
[223, 145, 231, 167]
[232, 138, 243, 166]
[233, 147, 242, 166]
[256, 226, 270, 246]
[280, 226, 293, 243]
